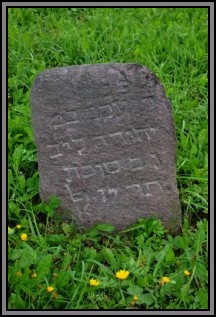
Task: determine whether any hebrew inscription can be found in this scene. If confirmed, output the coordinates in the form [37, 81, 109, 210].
[62, 154, 160, 181]
[47, 127, 159, 160]
[31, 63, 181, 231]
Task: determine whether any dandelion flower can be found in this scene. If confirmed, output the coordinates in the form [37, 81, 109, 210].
[31, 273, 37, 278]
[16, 271, 22, 277]
[47, 286, 54, 293]
[184, 270, 190, 276]
[20, 233, 28, 241]
[8, 226, 12, 232]
[89, 278, 100, 286]
[115, 270, 130, 280]
[16, 224, 21, 229]
[161, 276, 170, 284]
[133, 295, 139, 301]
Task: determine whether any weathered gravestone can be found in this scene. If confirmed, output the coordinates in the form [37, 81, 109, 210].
[31, 63, 181, 231]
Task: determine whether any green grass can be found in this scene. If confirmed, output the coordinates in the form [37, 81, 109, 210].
[8, 8, 208, 309]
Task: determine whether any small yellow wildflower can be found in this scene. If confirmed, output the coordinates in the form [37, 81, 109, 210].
[115, 270, 130, 280]
[20, 233, 28, 241]
[31, 273, 37, 278]
[47, 286, 54, 293]
[16, 271, 22, 277]
[133, 295, 139, 301]
[16, 224, 22, 229]
[184, 270, 190, 276]
[160, 276, 171, 284]
[8, 227, 15, 235]
[89, 278, 100, 286]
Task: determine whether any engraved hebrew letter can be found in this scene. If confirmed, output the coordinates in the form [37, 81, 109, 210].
[92, 135, 108, 149]
[126, 184, 145, 197]
[65, 184, 82, 202]
[99, 105, 113, 119]
[95, 164, 105, 177]
[50, 115, 63, 129]
[47, 143, 63, 159]
[63, 166, 80, 182]
[97, 187, 118, 202]
[61, 141, 71, 149]
[129, 157, 144, 171]
[80, 165, 96, 178]
[65, 185, 91, 216]
[145, 128, 157, 140]
[53, 121, 79, 130]
[149, 153, 160, 170]
[103, 160, 120, 174]
[67, 128, 87, 155]
[67, 133, 87, 156]
[123, 130, 136, 145]
[108, 188, 118, 198]
[133, 127, 157, 141]
[50, 111, 79, 130]
[143, 180, 163, 197]
[109, 131, 123, 145]
[65, 110, 79, 123]
[97, 188, 106, 202]
[111, 102, 122, 116]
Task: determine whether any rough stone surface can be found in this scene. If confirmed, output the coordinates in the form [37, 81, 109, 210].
[31, 63, 181, 231]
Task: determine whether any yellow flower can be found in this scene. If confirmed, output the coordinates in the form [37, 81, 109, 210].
[115, 270, 130, 280]
[20, 233, 28, 241]
[31, 273, 37, 278]
[16, 271, 22, 277]
[184, 270, 190, 276]
[133, 295, 139, 301]
[47, 286, 54, 293]
[8, 226, 15, 235]
[161, 276, 170, 284]
[16, 224, 22, 229]
[89, 278, 100, 286]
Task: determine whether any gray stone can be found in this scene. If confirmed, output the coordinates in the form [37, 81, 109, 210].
[31, 63, 181, 231]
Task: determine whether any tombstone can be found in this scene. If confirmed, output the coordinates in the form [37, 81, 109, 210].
[31, 63, 181, 231]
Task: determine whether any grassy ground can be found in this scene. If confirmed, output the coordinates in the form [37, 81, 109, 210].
[8, 8, 208, 310]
